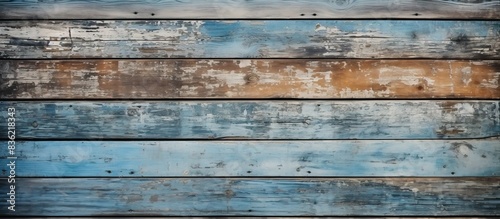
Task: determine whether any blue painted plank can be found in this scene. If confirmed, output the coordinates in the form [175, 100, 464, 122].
[0, 101, 498, 140]
[0, 0, 498, 19]
[0, 178, 498, 216]
[2, 140, 498, 177]
[0, 20, 498, 59]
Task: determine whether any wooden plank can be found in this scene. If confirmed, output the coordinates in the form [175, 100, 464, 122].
[1, 20, 498, 59]
[0, 0, 498, 19]
[1, 59, 499, 99]
[0, 178, 498, 216]
[1, 101, 498, 139]
[3, 139, 498, 177]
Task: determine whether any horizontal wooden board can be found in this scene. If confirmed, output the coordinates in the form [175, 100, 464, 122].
[1, 20, 498, 59]
[1, 101, 498, 139]
[0, 178, 498, 216]
[1, 59, 499, 99]
[0, 0, 498, 19]
[3, 139, 498, 177]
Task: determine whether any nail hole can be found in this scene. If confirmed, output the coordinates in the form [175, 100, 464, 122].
[307, 171, 311, 174]
[106, 170, 112, 174]
[300, 14, 305, 16]
[413, 13, 420, 16]
[247, 171, 252, 173]
[133, 12, 138, 14]
[248, 209, 253, 212]
[129, 171, 135, 175]
[312, 13, 317, 16]
[69, 105, 72, 107]
[451, 172, 455, 175]
[151, 13, 155, 16]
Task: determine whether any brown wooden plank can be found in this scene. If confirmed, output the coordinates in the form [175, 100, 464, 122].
[1, 60, 498, 99]
[0, 0, 499, 19]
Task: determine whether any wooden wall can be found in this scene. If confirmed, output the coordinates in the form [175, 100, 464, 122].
[0, 0, 499, 217]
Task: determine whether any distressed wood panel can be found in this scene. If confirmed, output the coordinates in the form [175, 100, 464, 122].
[3, 139, 499, 177]
[1, 20, 498, 59]
[0, 0, 499, 19]
[0, 178, 498, 216]
[1, 59, 499, 99]
[1, 101, 498, 139]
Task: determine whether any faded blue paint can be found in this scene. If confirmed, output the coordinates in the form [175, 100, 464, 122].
[1, 101, 498, 139]
[198, 20, 498, 58]
[2, 140, 498, 177]
[0, 20, 498, 58]
[0, 178, 498, 216]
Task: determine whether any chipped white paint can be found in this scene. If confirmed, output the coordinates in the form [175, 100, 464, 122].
[237, 60, 252, 68]
[1, 20, 498, 59]
[461, 66, 472, 85]
[1, 0, 499, 20]
[2, 60, 499, 99]
[378, 67, 435, 86]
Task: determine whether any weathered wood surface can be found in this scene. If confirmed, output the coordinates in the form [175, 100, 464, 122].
[1, 101, 498, 139]
[4, 139, 498, 177]
[0, 0, 499, 19]
[1, 59, 499, 99]
[1, 20, 498, 59]
[0, 178, 498, 216]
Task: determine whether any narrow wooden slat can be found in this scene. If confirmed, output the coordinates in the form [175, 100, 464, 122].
[0, 178, 498, 216]
[1, 20, 498, 59]
[0, 0, 498, 19]
[1, 101, 498, 139]
[3, 139, 498, 177]
[1, 59, 499, 99]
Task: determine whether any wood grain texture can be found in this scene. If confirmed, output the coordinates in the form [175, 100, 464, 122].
[0, 178, 498, 216]
[0, 0, 498, 19]
[1, 101, 498, 139]
[1, 20, 498, 59]
[1, 60, 499, 99]
[4, 139, 498, 177]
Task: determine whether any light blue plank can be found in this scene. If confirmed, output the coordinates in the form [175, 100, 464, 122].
[1, 101, 499, 139]
[0, 20, 498, 58]
[3, 140, 498, 177]
[0, 0, 498, 19]
[0, 178, 498, 216]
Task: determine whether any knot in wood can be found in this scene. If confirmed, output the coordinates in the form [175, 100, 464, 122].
[244, 74, 259, 84]
[329, 0, 356, 9]
[127, 108, 140, 116]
